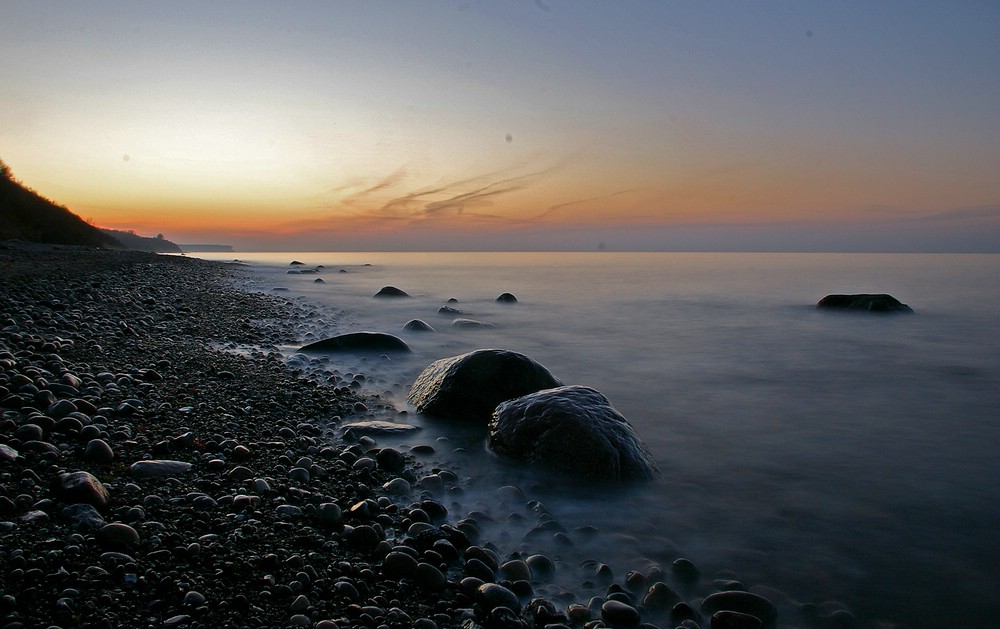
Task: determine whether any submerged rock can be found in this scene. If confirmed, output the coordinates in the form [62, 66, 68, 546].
[374, 285, 409, 298]
[406, 349, 562, 422]
[299, 332, 412, 353]
[403, 319, 435, 332]
[495, 292, 518, 303]
[451, 318, 495, 329]
[488, 385, 658, 481]
[816, 294, 913, 313]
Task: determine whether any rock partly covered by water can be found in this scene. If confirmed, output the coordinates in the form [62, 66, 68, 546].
[299, 331, 412, 353]
[488, 385, 659, 481]
[373, 285, 409, 298]
[816, 293, 913, 313]
[406, 349, 562, 422]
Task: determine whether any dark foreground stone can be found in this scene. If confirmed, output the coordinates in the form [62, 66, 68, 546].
[816, 293, 913, 313]
[406, 349, 562, 422]
[488, 385, 659, 481]
[299, 331, 412, 353]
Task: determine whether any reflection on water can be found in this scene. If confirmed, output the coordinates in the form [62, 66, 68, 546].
[200, 251, 1000, 627]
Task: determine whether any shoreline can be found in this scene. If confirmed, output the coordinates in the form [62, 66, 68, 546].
[0, 244, 835, 628]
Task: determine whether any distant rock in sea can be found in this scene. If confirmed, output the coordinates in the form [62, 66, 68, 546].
[299, 331, 412, 353]
[374, 286, 409, 298]
[817, 294, 913, 313]
[495, 292, 518, 303]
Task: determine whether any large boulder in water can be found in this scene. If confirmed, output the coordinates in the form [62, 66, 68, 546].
[488, 385, 658, 481]
[407, 349, 562, 422]
[300, 332, 411, 354]
[816, 294, 913, 313]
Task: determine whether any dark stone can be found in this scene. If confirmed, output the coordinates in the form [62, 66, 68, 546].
[53, 471, 110, 510]
[374, 286, 409, 298]
[712, 610, 764, 629]
[495, 292, 518, 303]
[488, 385, 658, 481]
[299, 332, 411, 354]
[601, 599, 641, 628]
[438, 306, 463, 315]
[403, 319, 435, 332]
[701, 591, 777, 626]
[406, 349, 562, 422]
[816, 294, 913, 313]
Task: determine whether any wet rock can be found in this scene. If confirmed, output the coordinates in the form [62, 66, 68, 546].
[342, 420, 421, 438]
[672, 557, 701, 582]
[495, 292, 518, 303]
[816, 293, 913, 313]
[53, 471, 110, 510]
[130, 460, 193, 477]
[299, 332, 411, 354]
[488, 385, 658, 481]
[438, 305, 463, 316]
[478, 582, 520, 613]
[407, 349, 562, 422]
[601, 599, 641, 628]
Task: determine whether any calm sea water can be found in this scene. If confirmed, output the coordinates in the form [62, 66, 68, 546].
[196, 252, 1000, 628]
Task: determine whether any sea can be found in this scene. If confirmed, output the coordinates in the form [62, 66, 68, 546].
[192, 251, 1000, 628]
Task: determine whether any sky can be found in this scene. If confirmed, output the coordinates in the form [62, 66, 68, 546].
[2, 1, 1000, 252]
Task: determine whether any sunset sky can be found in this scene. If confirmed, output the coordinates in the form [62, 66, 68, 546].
[2, 1, 999, 251]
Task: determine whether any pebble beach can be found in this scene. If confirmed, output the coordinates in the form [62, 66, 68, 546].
[0, 245, 810, 629]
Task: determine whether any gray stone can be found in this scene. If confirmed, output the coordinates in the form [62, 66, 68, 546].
[488, 385, 658, 481]
[60, 503, 107, 530]
[130, 460, 193, 477]
[407, 349, 562, 422]
[495, 292, 518, 303]
[299, 332, 411, 354]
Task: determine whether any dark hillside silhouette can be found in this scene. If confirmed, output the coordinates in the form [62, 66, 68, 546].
[0, 159, 120, 248]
